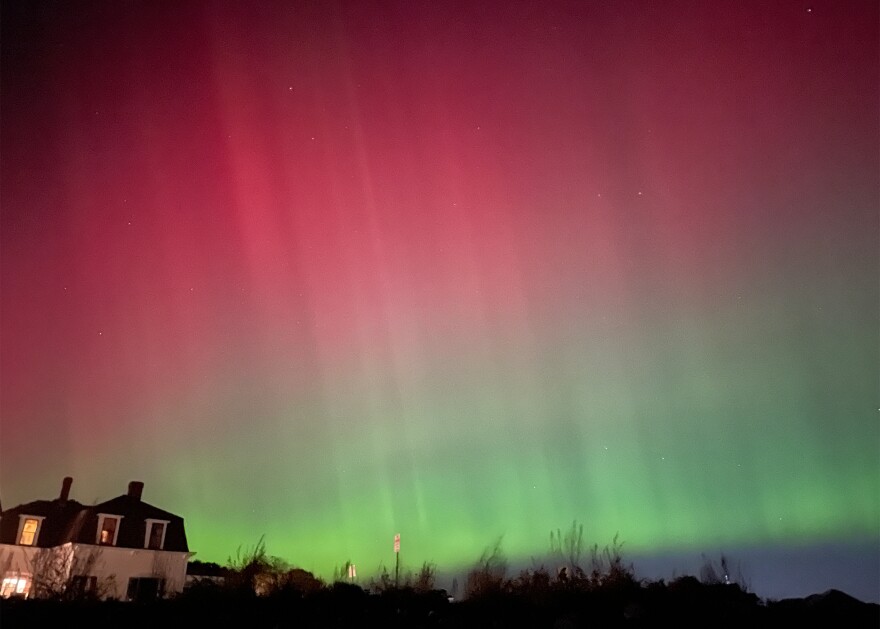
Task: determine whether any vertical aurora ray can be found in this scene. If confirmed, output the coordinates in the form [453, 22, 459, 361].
[1, 0, 877, 600]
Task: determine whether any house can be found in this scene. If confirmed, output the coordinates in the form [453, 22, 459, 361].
[0, 477, 192, 601]
[185, 559, 230, 589]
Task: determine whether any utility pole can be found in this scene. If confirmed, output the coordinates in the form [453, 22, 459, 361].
[393, 533, 401, 588]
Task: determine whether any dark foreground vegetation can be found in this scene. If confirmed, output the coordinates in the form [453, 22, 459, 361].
[2, 532, 877, 628]
[3, 580, 877, 628]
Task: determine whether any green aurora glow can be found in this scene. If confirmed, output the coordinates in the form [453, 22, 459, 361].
[1, 0, 877, 596]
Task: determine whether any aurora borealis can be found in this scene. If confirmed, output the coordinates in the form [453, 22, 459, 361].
[2, 0, 877, 601]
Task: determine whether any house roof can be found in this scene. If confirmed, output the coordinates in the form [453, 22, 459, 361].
[0, 498, 87, 547]
[0, 479, 189, 552]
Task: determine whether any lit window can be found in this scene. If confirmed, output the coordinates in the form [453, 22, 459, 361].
[18, 519, 39, 545]
[16, 516, 44, 546]
[96, 514, 122, 546]
[145, 520, 167, 550]
[1, 575, 31, 598]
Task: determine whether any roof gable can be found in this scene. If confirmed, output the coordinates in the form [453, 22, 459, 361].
[0, 499, 86, 547]
[0, 482, 188, 552]
[92, 495, 182, 521]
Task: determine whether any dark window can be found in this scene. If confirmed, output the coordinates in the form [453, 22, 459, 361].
[147, 522, 165, 550]
[69, 575, 97, 598]
[127, 577, 164, 602]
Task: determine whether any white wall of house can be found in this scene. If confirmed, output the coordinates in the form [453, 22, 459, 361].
[0, 542, 190, 600]
[0, 543, 40, 596]
[0, 543, 40, 573]
[86, 543, 190, 599]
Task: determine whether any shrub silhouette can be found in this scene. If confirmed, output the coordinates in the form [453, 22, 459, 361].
[464, 537, 508, 598]
[4, 529, 877, 628]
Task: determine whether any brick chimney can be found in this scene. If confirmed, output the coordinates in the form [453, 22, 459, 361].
[60, 476, 73, 501]
[128, 481, 144, 501]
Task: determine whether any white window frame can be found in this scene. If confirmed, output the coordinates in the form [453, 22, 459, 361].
[16, 515, 45, 546]
[96, 513, 123, 546]
[144, 519, 169, 550]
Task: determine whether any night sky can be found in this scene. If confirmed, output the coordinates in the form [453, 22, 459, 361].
[2, 0, 877, 602]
